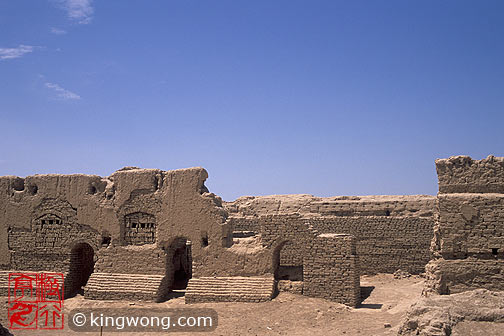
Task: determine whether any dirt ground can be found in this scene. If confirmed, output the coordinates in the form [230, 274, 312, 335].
[2, 274, 426, 336]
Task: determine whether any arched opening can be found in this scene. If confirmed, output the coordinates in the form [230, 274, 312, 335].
[169, 237, 192, 292]
[272, 240, 304, 296]
[273, 241, 303, 282]
[65, 242, 94, 298]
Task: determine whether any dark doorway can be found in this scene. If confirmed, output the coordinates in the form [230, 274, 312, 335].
[65, 243, 94, 298]
[273, 241, 303, 281]
[170, 238, 192, 290]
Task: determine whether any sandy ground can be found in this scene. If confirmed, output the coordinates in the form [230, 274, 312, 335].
[451, 321, 504, 336]
[1, 274, 425, 336]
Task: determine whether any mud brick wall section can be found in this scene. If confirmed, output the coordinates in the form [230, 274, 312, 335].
[424, 156, 504, 295]
[303, 234, 360, 307]
[257, 214, 433, 275]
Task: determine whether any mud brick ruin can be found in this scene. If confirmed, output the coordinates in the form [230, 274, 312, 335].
[424, 156, 504, 295]
[0, 155, 502, 307]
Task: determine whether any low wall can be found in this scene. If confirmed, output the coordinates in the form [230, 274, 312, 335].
[94, 245, 167, 275]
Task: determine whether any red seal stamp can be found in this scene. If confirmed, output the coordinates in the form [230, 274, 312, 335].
[8, 272, 64, 330]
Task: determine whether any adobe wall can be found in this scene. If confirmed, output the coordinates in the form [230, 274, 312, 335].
[424, 155, 504, 295]
[225, 194, 435, 218]
[93, 245, 167, 275]
[257, 214, 361, 306]
[433, 193, 504, 259]
[310, 216, 432, 274]
[203, 195, 435, 278]
[0, 174, 109, 271]
[436, 155, 504, 193]
[256, 215, 432, 274]
[424, 259, 504, 294]
[0, 167, 232, 283]
[304, 234, 360, 307]
[227, 195, 436, 274]
[0, 167, 300, 300]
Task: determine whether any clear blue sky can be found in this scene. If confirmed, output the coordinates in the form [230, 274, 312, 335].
[1, 1, 503, 201]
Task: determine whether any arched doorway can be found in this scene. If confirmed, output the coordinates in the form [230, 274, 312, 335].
[65, 242, 95, 298]
[169, 237, 192, 291]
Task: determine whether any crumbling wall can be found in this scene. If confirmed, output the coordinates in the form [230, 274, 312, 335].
[436, 155, 504, 193]
[225, 194, 435, 221]
[0, 174, 111, 272]
[0, 167, 232, 293]
[8, 198, 101, 271]
[234, 211, 433, 275]
[1, 166, 365, 306]
[258, 215, 360, 306]
[227, 195, 435, 275]
[424, 155, 504, 295]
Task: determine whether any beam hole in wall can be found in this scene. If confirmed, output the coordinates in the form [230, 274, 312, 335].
[88, 185, 97, 195]
[65, 242, 95, 298]
[101, 236, 111, 247]
[492, 248, 499, 256]
[12, 177, 25, 191]
[385, 210, 391, 216]
[201, 232, 209, 247]
[28, 184, 38, 195]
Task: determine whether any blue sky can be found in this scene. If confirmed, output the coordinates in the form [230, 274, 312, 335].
[1, 1, 503, 201]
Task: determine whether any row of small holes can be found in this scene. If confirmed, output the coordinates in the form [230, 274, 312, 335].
[41, 219, 61, 225]
[131, 223, 155, 228]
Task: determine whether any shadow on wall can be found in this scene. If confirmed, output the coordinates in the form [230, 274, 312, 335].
[358, 286, 382, 309]
[65, 242, 95, 298]
[157, 236, 193, 302]
[171, 237, 192, 290]
[273, 241, 304, 280]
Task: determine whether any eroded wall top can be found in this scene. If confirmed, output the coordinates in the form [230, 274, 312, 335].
[225, 194, 435, 218]
[436, 155, 504, 194]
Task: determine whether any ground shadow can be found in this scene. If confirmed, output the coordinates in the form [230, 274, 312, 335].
[165, 290, 186, 300]
[358, 303, 383, 309]
[358, 286, 382, 309]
